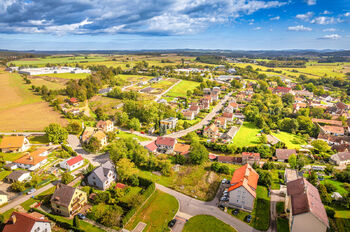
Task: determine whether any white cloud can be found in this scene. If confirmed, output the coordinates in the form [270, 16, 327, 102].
[323, 28, 336, 32]
[253, 27, 262, 30]
[305, 0, 316, 6]
[321, 10, 331, 15]
[319, 34, 341, 40]
[311, 16, 336, 25]
[296, 12, 314, 21]
[288, 25, 312, 31]
[345, 12, 350, 17]
[270, 16, 280, 20]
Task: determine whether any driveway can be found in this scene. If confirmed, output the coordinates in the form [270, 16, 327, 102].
[156, 183, 260, 232]
[269, 190, 285, 232]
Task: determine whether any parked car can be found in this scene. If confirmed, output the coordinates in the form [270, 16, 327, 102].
[27, 188, 36, 195]
[220, 197, 229, 202]
[221, 179, 227, 184]
[233, 209, 239, 215]
[168, 219, 177, 228]
[77, 213, 86, 220]
[225, 180, 230, 184]
[218, 205, 225, 211]
[246, 215, 252, 223]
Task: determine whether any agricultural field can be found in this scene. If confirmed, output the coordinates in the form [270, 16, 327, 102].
[125, 190, 179, 232]
[37, 72, 90, 79]
[272, 131, 307, 149]
[183, 215, 237, 232]
[165, 80, 201, 98]
[118, 74, 153, 84]
[232, 122, 261, 147]
[29, 77, 65, 90]
[89, 95, 122, 116]
[0, 70, 67, 131]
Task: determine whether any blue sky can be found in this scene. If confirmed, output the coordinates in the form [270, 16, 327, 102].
[0, 0, 349, 50]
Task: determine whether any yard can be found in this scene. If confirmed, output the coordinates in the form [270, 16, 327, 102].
[183, 215, 237, 232]
[166, 80, 201, 98]
[272, 131, 307, 149]
[29, 77, 66, 90]
[0, 152, 24, 162]
[116, 131, 150, 142]
[28, 135, 50, 144]
[0, 170, 12, 181]
[125, 190, 179, 232]
[150, 78, 178, 92]
[0, 71, 67, 131]
[232, 122, 261, 147]
[320, 178, 348, 195]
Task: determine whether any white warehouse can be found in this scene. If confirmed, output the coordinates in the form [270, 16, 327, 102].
[17, 66, 91, 75]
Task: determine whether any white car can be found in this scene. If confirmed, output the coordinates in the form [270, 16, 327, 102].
[27, 188, 36, 195]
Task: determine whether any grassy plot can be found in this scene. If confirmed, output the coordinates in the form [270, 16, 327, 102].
[28, 135, 50, 144]
[125, 190, 179, 232]
[183, 215, 237, 232]
[10, 56, 107, 67]
[0, 152, 24, 162]
[37, 72, 90, 79]
[150, 79, 178, 90]
[0, 170, 12, 180]
[232, 122, 261, 147]
[29, 78, 66, 90]
[320, 178, 348, 195]
[277, 217, 290, 232]
[166, 80, 201, 98]
[272, 131, 307, 149]
[116, 131, 150, 142]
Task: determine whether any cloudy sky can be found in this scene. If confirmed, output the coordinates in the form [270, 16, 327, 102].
[0, 0, 349, 50]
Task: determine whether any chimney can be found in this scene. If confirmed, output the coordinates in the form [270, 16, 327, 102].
[10, 215, 16, 224]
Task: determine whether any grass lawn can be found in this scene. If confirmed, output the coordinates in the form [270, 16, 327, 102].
[28, 135, 50, 144]
[320, 178, 348, 195]
[0, 152, 24, 161]
[119, 186, 143, 204]
[183, 215, 237, 232]
[150, 79, 177, 91]
[232, 122, 261, 147]
[10, 56, 107, 67]
[271, 170, 283, 190]
[166, 80, 201, 98]
[3, 209, 15, 221]
[29, 78, 65, 90]
[276, 202, 285, 215]
[116, 131, 150, 142]
[0, 170, 12, 181]
[330, 218, 350, 232]
[272, 131, 307, 149]
[125, 190, 179, 232]
[21, 198, 36, 211]
[38, 73, 90, 79]
[277, 217, 290, 232]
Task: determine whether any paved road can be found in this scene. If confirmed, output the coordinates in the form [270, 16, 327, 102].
[156, 183, 260, 232]
[165, 93, 231, 139]
[0, 132, 45, 135]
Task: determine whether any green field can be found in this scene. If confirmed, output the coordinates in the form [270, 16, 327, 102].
[116, 131, 150, 142]
[150, 79, 178, 91]
[320, 178, 348, 195]
[232, 122, 261, 147]
[272, 131, 307, 149]
[277, 217, 290, 232]
[166, 80, 201, 98]
[125, 190, 179, 232]
[10, 56, 107, 67]
[29, 78, 66, 90]
[0, 171, 12, 181]
[28, 135, 50, 144]
[0, 152, 24, 161]
[183, 215, 237, 232]
[37, 72, 90, 79]
[119, 186, 143, 203]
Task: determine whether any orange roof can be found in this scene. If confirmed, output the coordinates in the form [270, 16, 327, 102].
[13, 152, 47, 166]
[228, 164, 259, 198]
[322, 125, 344, 134]
[204, 124, 218, 132]
[93, 130, 107, 141]
[0, 136, 26, 149]
[29, 147, 49, 156]
[174, 143, 191, 155]
[3, 211, 49, 232]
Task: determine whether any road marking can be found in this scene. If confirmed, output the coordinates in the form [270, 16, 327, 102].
[176, 211, 192, 220]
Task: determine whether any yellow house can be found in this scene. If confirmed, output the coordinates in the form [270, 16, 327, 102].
[0, 191, 8, 205]
[50, 184, 87, 217]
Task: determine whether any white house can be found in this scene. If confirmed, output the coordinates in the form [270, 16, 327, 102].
[3, 211, 51, 232]
[60, 155, 84, 171]
[6, 170, 31, 183]
[0, 136, 30, 153]
[13, 147, 49, 171]
[330, 152, 350, 166]
[87, 161, 117, 190]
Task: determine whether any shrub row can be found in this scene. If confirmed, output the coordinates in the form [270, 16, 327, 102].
[61, 144, 78, 156]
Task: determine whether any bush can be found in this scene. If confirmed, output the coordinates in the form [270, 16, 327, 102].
[326, 207, 335, 218]
[324, 182, 337, 193]
[61, 144, 77, 156]
[211, 162, 230, 174]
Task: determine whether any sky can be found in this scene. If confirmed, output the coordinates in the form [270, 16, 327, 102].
[0, 0, 349, 50]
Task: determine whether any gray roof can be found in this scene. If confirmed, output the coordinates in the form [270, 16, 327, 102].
[90, 161, 114, 183]
[332, 152, 350, 161]
[50, 184, 75, 207]
[6, 170, 28, 181]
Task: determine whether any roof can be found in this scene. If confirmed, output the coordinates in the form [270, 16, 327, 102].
[312, 118, 343, 126]
[322, 125, 344, 134]
[274, 86, 291, 92]
[93, 130, 107, 141]
[287, 178, 329, 227]
[222, 112, 233, 118]
[13, 151, 47, 166]
[331, 152, 350, 162]
[208, 154, 217, 160]
[204, 124, 218, 132]
[70, 97, 78, 103]
[29, 147, 49, 156]
[3, 211, 49, 232]
[228, 164, 259, 198]
[50, 184, 76, 207]
[145, 141, 157, 152]
[183, 111, 194, 117]
[174, 143, 191, 155]
[115, 183, 126, 189]
[66, 155, 83, 166]
[90, 161, 114, 183]
[156, 137, 176, 147]
[285, 168, 300, 183]
[6, 170, 28, 181]
[242, 152, 260, 158]
[189, 105, 200, 111]
[96, 120, 113, 128]
[0, 136, 26, 149]
[276, 149, 296, 160]
[217, 156, 242, 163]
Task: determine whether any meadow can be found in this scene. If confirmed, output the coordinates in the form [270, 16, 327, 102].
[272, 131, 307, 149]
[232, 122, 261, 147]
[166, 80, 201, 98]
[0, 70, 67, 131]
[183, 215, 237, 232]
[37, 72, 90, 79]
[29, 77, 66, 90]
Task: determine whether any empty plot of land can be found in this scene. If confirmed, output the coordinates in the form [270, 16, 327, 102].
[0, 71, 67, 131]
[37, 72, 90, 79]
[166, 80, 201, 98]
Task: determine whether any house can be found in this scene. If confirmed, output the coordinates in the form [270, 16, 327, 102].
[87, 161, 117, 190]
[215, 117, 227, 129]
[0, 191, 8, 205]
[13, 147, 49, 171]
[155, 137, 177, 153]
[266, 134, 280, 145]
[222, 112, 234, 122]
[2, 211, 51, 232]
[140, 87, 155, 93]
[223, 106, 234, 114]
[212, 87, 221, 95]
[330, 151, 350, 166]
[51, 184, 87, 217]
[312, 118, 343, 127]
[211, 92, 219, 101]
[6, 170, 31, 183]
[189, 105, 200, 115]
[60, 155, 84, 171]
[145, 141, 158, 153]
[229, 102, 239, 111]
[203, 124, 219, 139]
[4, 163, 18, 170]
[92, 130, 108, 147]
[331, 192, 343, 201]
[284, 168, 301, 183]
[217, 156, 242, 164]
[241, 152, 260, 165]
[221, 126, 238, 141]
[294, 90, 313, 98]
[320, 125, 344, 136]
[0, 136, 30, 153]
[183, 111, 195, 120]
[98, 87, 113, 95]
[285, 178, 329, 232]
[81, 127, 95, 143]
[276, 149, 297, 162]
[228, 164, 259, 211]
[160, 117, 178, 133]
[209, 153, 218, 161]
[273, 87, 292, 95]
[96, 120, 114, 132]
[174, 143, 191, 156]
[203, 88, 211, 95]
[149, 76, 162, 83]
[69, 97, 79, 106]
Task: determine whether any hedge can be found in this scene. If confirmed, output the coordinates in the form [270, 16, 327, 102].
[61, 144, 78, 156]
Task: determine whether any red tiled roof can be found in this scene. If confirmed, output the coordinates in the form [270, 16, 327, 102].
[70, 97, 78, 103]
[156, 137, 176, 147]
[312, 118, 343, 126]
[66, 155, 83, 166]
[242, 152, 260, 158]
[274, 86, 291, 92]
[322, 125, 344, 134]
[145, 141, 157, 152]
[115, 183, 126, 189]
[228, 164, 259, 198]
[3, 211, 49, 232]
[208, 154, 217, 160]
[222, 112, 233, 118]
